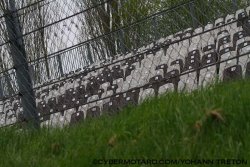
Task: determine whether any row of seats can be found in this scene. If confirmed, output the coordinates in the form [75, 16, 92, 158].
[0, 6, 250, 127]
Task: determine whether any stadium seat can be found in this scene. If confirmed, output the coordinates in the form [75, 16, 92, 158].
[218, 46, 237, 80]
[124, 65, 135, 80]
[88, 88, 104, 102]
[246, 62, 250, 77]
[225, 14, 236, 23]
[70, 111, 84, 125]
[243, 19, 250, 35]
[233, 31, 250, 49]
[199, 52, 218, 87]
[246, 6, 250, 16]
[37, 100, 50, 122]
[179, 49, 201, 92]
[166, 43, 181, 63]
[203, 44, 216, 54]
[120, 88, 140, 108]
[47, 97, 57, 113]
[86, 106, 101, 119]
[111, 67, 124, 81]
[12, 101, 21, 112]
[217, 30, 232, 51]
[75, 84, 85, 96]
[169, 59, 184, 74]
[223, 65, 243, 81]
[134, 54, 145, 67]
[215, 17, 225, 27]
[85, 80, 101, 95]
[238, 41, 250, 77]
[201, 23, 215, 48]
[173, 31, 183, 40]
[5, 109, 16, 125]
[225, 14, 238, 33]
[152, 50, 166, 65]
[141, 53, 154, 67]
[235, 9, 248, 27]
[158, 78, 175, 95]
[148, 75, 163, 96]
[0, 111, 5, 125]
[123, 57, 137, 66]
[139, 85, 155, 103]
[57, 94, 75, 115]
[107, 84, 118, 94]
[191, 27, 203, 48]
[164, 69, 180, 91]
[102, 100, 120, 116]
[51, 83, 60, 91]
[156, 64, 168, 78]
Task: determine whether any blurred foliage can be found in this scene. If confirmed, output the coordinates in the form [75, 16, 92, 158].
[76, 0, 250, 58]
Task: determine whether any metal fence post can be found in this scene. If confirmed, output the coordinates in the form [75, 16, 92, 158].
[152, 17, 159, 41]
[56, 54, 64, 77]
[87, 43, 94, 64]
[189, 1, 198, 28]
[118, 30, 126, 54]
[0, 76, 3, 98]
[232, 0, 237, 11]
[4, 0, 40, 129]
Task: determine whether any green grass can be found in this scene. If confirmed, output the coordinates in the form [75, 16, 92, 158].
[1, 80, 250, 167]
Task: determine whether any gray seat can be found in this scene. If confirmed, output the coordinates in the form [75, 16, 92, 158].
[86, 106, 101, 119]
[238, 41, 250, 77]
[70, 111, 84, 125]
[218, 46, 237, 80]
[223, 65, 243, 82]
[179, 50, 200, 92]
[199, 52, 218, 87]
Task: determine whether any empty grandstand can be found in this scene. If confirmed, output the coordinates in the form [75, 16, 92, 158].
[0, 0, 249, 129]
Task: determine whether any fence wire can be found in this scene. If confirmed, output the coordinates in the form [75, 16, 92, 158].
[0, 0, 250, 128]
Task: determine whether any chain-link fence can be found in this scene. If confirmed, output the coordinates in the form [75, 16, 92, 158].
[0, 0, 249, 128]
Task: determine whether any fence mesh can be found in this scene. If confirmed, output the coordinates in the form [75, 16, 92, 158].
[0, 0, 250, 128]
